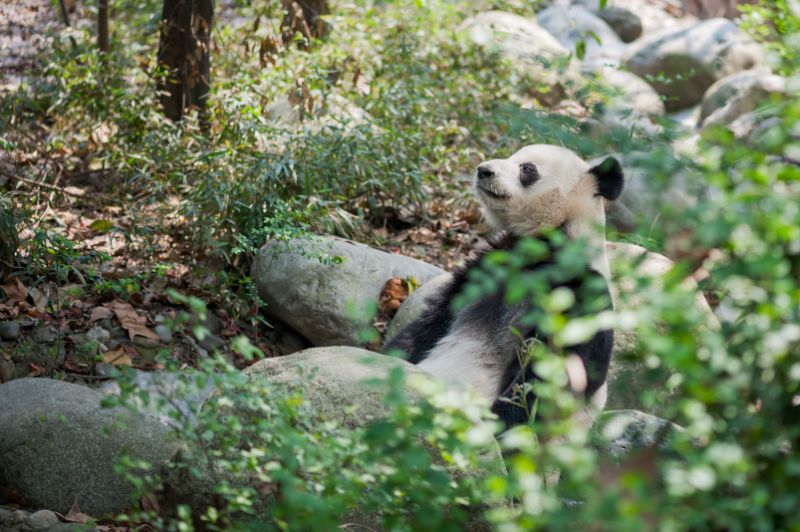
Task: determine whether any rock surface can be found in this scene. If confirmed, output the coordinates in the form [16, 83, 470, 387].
[592, 409, 685, 459]
[538, 4, 626, 68]
[165, 347, 505, 522]
[0, 320, 19, 341]
[604, 242, 719, 414]
[698, 69, 785, 129]
[384, 242, 719, 415]
[460, 11, 581, 104]
[0, 378, 182, 515]
[594, 5, 642, 43]
[591, 151, 700, 232]
[597, 67, 665, 117]
[252, 236, 445, 346]
[101, 369, 215, 430]
[624, 18, 763, 111]
[574, 0, 693, 34]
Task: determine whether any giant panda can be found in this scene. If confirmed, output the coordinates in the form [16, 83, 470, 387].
[384, 144, 624, 428]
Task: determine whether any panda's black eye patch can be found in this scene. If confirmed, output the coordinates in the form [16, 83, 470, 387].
[519, 163, 539, 187]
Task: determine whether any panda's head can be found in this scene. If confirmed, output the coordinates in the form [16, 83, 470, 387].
[474, 144, 624, 237]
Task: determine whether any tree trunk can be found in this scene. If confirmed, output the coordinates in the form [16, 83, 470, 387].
[97, 0, 109, 53]
[157, 0, 214, 123]
[0, 195, 17, 281]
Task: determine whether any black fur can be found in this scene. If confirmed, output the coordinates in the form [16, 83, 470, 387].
[384, 232, 614, 429]
[590, 157, 624, 201]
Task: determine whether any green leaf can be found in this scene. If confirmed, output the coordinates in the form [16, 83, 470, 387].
[599, 0, 608, 9]
[575, 40, 586, 60]
[90, 219, 114, 233]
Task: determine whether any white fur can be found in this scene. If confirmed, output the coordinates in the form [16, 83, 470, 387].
[418, 328, 505, 401]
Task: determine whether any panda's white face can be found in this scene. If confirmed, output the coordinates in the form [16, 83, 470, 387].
[475, 144, 623, 237]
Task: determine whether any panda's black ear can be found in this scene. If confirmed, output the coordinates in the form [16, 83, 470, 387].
[589, 157, 624, 201]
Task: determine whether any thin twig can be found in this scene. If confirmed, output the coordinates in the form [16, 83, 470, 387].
[0, 169, 90, 198]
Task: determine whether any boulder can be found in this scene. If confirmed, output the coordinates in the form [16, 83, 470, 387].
[574, 0, 694, 35]
[537, 4, 626, 68]
[0, 378, 182, 515]
[252, 236, 445, 346]
[604, 242, 719, 414]
[460, 11, 581, 104]
[624, 18, 764, 111]
[698, 69, 785, 129]
[101, 369, 215, 430]
[590, 151, 700, 232]
[385, 243, 719, 415]
[597, 67, 665, 116]
[594, 5, 642, 43]
[164, 347, 505, 526]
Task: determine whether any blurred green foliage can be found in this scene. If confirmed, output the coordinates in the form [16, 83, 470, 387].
[2, 0, 799, 529]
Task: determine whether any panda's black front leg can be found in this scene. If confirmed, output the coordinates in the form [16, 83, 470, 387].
[491, 362, 540, 429]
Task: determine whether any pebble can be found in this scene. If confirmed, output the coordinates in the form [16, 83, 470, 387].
[86, 325, 111, 344]
[94, 362, 118, 378]
[29, 326, 56, 344]
[23, 509, 59, 530]
[133, 336, 160, 349]
[107, 326, 128, 340]
[0, 320, 19, 341]
[1, 509, 29, 528]
[153, 324, 173, 343]
[199, 333, 225, 352]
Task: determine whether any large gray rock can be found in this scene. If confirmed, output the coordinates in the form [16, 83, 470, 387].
[0, 378, 182, 515]
[460, 11, 581, 104]
[698, 69, 785, 129]
[165, 347, 505, 525]
[385, 243, 718, 415]
[624, 18, 764, 111]
[101, 370, 215, 430]
[574, 0, 694, 35]
[605, 242, 718, 414]
[538, 4, 626, 68]
[590, 151, 700, 232]
[597, 67, 665, 117]
[252, 236, 444, 346]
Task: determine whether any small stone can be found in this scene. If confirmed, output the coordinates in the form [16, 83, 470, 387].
[29, 326, 56, 344]
[2, 510, 29, 527]
[86, 325, 111, 343]
[0, 320, 20, 340]
[0, 355, 13, 383]
[154, 314, 166, 323]
[199, 333, 224, 352]
[153, 324, 173, 343]
[23, 509, 59, 530]
[133, 336, 160, 349]
[107, 326, 128, 340]
[94, 362, 117, 378]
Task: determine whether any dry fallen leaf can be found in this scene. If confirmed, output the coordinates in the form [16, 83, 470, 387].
[107, 299, 160, 341]
[28, 285, 49, 313]
[140, 493, 161, 514]
[379, 277, 410, 314]
[89, 306, 113, 322]
[102, 347, 134, 367]
[1, 278, 28, 303]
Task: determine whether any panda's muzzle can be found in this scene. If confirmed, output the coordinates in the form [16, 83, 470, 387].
[476, 165, 510, 199]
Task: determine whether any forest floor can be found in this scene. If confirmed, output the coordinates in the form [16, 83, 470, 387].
[0, 0, 483, 385]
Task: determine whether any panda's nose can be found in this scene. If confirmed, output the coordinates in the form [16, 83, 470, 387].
[477, 166, 495, 181]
